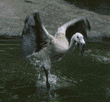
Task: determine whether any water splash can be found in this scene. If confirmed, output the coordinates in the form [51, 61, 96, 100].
[85, 49, 110, 64]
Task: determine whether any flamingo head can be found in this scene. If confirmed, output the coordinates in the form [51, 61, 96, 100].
[73, 32, 86, 56]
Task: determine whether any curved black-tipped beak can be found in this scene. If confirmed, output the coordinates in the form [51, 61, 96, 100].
[80, 43, 86, 56]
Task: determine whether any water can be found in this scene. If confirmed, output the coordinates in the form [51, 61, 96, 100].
[0, 38, 110, 102]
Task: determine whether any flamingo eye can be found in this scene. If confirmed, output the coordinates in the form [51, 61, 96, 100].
[77, 36, 79, 39]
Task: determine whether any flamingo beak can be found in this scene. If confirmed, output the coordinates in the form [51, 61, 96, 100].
[75, 42, 86, 56]
[81, 43, 86, 56]
[80, 43, 86, 56]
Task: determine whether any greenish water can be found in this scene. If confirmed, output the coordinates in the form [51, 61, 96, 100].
[0, 37, 110, 102]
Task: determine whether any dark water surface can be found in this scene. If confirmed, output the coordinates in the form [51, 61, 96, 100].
[0, 37, 110, 102]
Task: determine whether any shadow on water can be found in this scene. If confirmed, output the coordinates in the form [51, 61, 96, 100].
[0, 37, 110, 101]
[64, 0, 110, 15]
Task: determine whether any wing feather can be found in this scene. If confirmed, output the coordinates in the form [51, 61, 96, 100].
[21, 11, 50, 57]
[56, 17, 91, 44]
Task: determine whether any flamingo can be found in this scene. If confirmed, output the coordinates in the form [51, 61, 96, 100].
[21, 11, 91, 96]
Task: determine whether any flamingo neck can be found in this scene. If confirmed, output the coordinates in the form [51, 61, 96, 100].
[67, 38, 77, 54]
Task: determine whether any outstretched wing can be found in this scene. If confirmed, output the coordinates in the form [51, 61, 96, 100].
[21, 11, 50, 57]
[56, 17, 91, 44]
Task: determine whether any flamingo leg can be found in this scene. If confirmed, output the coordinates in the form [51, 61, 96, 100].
[43, 61, 51, 97]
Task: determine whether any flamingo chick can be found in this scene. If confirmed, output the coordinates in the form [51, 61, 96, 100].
[21, 11, 91, 96]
